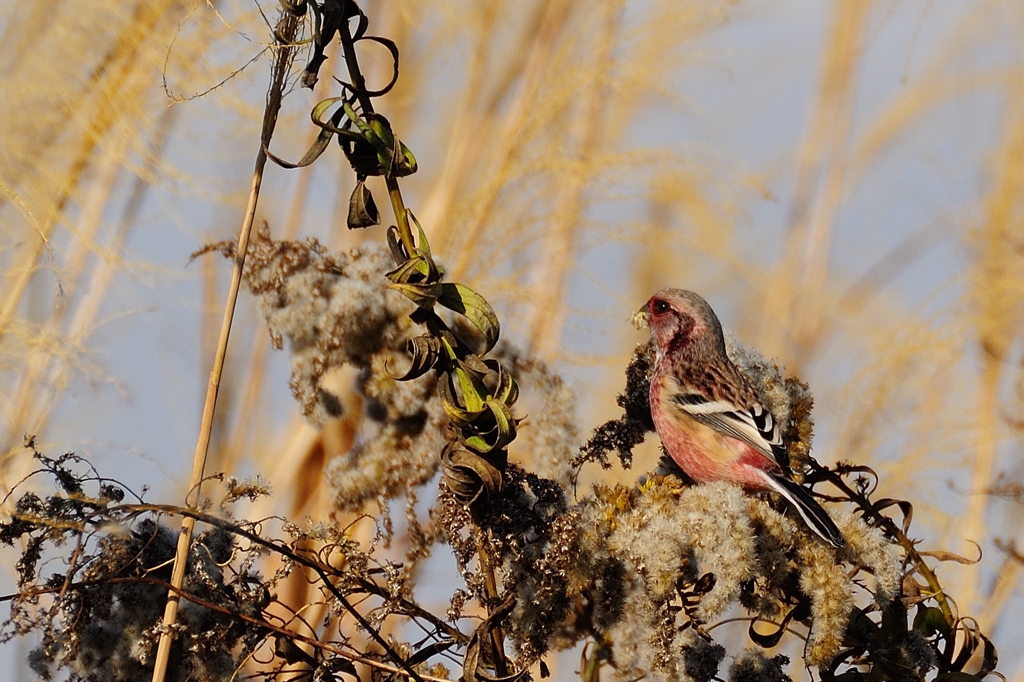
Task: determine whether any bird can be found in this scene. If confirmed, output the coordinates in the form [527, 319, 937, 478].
[640, 288, 845, 549]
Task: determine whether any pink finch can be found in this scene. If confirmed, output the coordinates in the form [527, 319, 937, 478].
[641, 288, 845, 548]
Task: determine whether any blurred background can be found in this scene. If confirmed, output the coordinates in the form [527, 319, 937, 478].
[1, 0, 1023, 678]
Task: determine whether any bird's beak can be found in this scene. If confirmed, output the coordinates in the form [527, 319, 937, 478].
[632, 303, 650, 330]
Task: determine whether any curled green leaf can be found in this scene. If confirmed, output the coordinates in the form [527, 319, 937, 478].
[438, 381, 484, 428]
[438, 283, 500, 353]
[393, 139, 418, 177]
[408, 211, 429, 253]
[264, 124, 334, 169]
[438, 363, 487, 417]
[386, 253, 440, 285]
[459, 399, 516, 454]
[347, 180, 379, 229]
[913, 605, 952, 639]
[360, 111, 397, 175]
[311, 97, 363, 141]
[389, 282, 441, 309]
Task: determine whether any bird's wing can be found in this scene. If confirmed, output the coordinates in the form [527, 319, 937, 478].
[669, 386, 792, 475]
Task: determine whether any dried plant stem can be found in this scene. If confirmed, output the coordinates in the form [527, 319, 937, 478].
[219, 41, 338, 476]
[149, 11, 301, 682]
[475, 529, 509, 677]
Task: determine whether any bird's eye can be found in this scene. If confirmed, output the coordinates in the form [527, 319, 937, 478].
[652, 300, 671, 315]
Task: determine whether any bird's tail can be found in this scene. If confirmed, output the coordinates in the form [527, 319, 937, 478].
[760, 472, 846, 549]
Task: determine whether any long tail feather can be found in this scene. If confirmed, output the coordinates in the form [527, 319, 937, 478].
[759, 472, 845, 549]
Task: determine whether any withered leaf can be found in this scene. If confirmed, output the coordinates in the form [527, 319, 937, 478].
[347, 180, 379, 229]
[390, 335, 442, 381]
[463, 596, 525, 682]
[441, 444, 503, 506]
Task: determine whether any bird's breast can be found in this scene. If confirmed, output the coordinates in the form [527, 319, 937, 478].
[650, 371, 773, 488]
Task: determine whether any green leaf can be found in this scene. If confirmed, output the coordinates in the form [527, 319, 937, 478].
[362, 112, 396, 175]
[393, 139, 418, 177]
[913, 606, 952, 639]
[451, 364, 485, 413]
[264, 125, 335, 169]
[386, 256, 429, 284]
[311, 97, 367, 143]
[407, 211, 431, 258]
[441, 400, 482, 428]
[438, 283, 500, 353]
[461, 400, 516, 454]
[388, 282, 440, 308]
[438, 378, 485, 427]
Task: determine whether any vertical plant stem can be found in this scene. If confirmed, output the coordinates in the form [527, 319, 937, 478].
[336, 12, 416, 257]
[475, 529, 509, 678]
[219, 40, 338, 477]
[336, 12, 510, 676]
[149, 11, 300, 682]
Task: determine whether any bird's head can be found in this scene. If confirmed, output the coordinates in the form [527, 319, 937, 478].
[639, 288, 726, 358]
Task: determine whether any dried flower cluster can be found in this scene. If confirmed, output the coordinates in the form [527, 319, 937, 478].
[200, 228, 448, 515]
[1, 452, 273, 682]
[3, 236, 1000, 681]
[481, 476, 898, 680]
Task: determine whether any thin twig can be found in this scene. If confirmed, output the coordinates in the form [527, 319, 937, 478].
[7, 575, 455, 682]
[816, 463, 955, 624]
